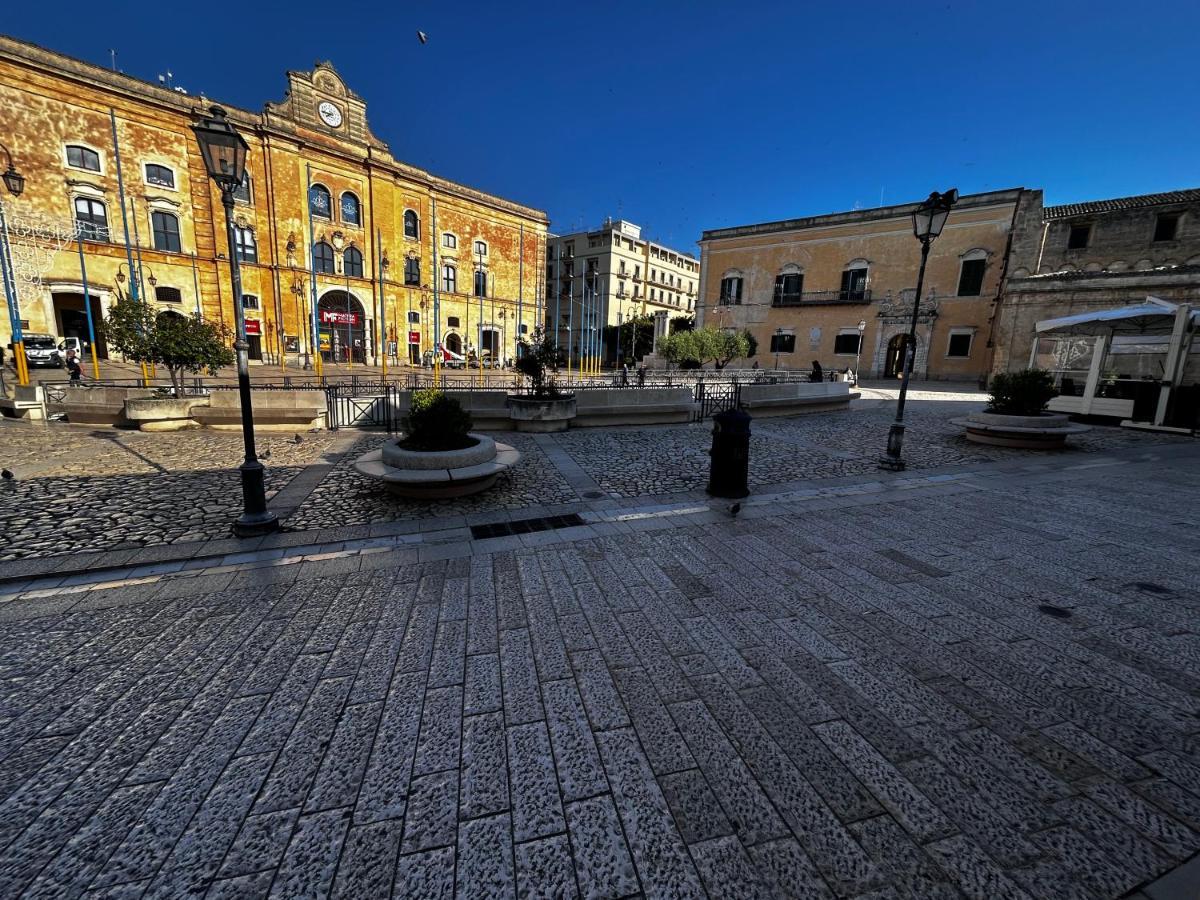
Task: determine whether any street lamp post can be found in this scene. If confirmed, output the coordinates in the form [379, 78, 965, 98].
[854, 318, 867, 386]
[880, 189, 958, 471]
[192, 106, 278, 536]
[0, 142, 26, 389]
[774, 327, 783, 370]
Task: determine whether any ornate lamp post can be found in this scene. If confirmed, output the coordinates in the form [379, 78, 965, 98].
[192, 106, 278, 535]
[855, 318, 867, 385]
[880, 189, 958, 471]
[0, 141, 26, 389]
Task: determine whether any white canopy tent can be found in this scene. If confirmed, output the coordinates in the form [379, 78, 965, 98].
[1033, 297, 1196, 428]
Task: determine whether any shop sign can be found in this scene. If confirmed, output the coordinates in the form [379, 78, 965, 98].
[320, 310, 359, 326]
[408, 330, 420, 344]
[244, 319, 261, 335]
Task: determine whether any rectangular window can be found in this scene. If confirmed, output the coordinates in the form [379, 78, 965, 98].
[769, 333, 796, 353]
[1067, 224, 1091, 250]
[1153, 214, 1180, 242]
[448, 316, 460, 327]
[241, 294, 260, 310]
[404, 256, 420, 286]
[232, 172, 251, 204]
[235, 227, 257, 263]
[442, 264, 456, 293]
[947, 332, 973, 358]
[839, 268, 868, 301]
[408, 311, 420, 324]
[833, 333, 861, 355]
[773, 273, 804, 305]
[155, 286, 182, 304]
[151, 211, 181, 253]
[957, 258, 986, 296]
[719, 276, 743, 305]
[474, 268, 487, 298]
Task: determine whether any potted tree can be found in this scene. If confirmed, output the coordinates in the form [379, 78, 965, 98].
[354, 388, 521, 498]
[956, 369, 1089, 448]
[103, 297, 234, 430]
[508, 326, 577, 431]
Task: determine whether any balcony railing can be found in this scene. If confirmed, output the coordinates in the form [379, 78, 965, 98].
[772, 289, 872, 307]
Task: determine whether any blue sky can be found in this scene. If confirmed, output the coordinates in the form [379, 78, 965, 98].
[7, 1, 1198, 251]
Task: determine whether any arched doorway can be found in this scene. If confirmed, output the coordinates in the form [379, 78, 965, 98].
[884, 333, 912, 379]
[52, 291, 108, 358]
[318, 291, 367, 363]
[444, 332, 462, 355]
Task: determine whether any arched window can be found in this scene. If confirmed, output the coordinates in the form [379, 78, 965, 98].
[442, 263, 456, 293]
[773, 264, 804, 306]
[404, 256, 420, 286]
[474, 268, 487, 298]
[233, 171, 252, 204]
[151, 211, 181, 253]
[314, 241, 335, 274]
[719, 270, 743, 306]
[474, 240, 487, 257]
[442, 232, 457, 249]
[344, 246, 364, 278]
[956, 249, 988, 297]
[404, 209, 419, 239]
[340, 192, 361, 226]
[145, 164, 175, 188]
[309, 183, 332, 219]
[73, 197, 109, 241]
[66, 145, 101, 172]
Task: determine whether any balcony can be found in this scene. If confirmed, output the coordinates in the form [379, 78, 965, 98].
[772, 289, 872, 307]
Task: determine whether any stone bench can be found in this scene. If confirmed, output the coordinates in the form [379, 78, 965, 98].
[739, 381, 853, 417]
[0, 386, 46, 421]
[62, 386, 157, 426]
[572, 387, 696, 427]
[193, 389, 325, 431]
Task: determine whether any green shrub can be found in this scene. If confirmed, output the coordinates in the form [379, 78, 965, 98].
[987, 369, 1057, 415]
[514, 326, 561, 397]
[402, 389, 474, 451]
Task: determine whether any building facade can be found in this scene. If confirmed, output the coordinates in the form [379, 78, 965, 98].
[545, 219, 699, 362]
[0, 36, 548, 368]
[697, 189, 1035, 380]
[993, 188, 1200, 378]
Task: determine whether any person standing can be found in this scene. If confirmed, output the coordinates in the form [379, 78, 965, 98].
[621, 362, 630, 387]
[637, 364, 646, 388]
[809, 360, 823, 383]
[65, 348, 82, 385]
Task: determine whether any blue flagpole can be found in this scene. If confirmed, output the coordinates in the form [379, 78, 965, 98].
[305, 164, 321, 375]
[109, 108, 148, 383]
[76, 237, 100, 380]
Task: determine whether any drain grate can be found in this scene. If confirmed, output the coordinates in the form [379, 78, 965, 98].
[582, 490, 605, 500]
[471, 513, 585, 541]
[1038, 604, 1073, 619]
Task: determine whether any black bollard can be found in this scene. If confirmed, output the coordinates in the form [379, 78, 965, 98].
[707, 407, 751, 498]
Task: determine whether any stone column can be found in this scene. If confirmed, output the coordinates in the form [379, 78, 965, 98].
[651, 310, 669, 352]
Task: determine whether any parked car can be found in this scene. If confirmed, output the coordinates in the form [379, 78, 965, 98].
[14, 334, 62, 368]
[52, 336, 87, 364]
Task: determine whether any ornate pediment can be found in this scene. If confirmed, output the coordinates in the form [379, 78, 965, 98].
[876, 289, 939, 321]
[263, 60, 383, 151]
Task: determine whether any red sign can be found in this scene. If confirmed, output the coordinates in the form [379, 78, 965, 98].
[320, 310, 359, 326]
[408, 331, 421, 344]
[244, 319, 261, 335]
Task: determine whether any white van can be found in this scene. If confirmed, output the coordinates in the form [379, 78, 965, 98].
[53, 336, 86, 365]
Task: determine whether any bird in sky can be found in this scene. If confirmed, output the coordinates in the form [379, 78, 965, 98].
[417, 31, 428, 44]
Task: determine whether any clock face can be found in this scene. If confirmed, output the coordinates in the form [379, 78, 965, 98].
[318, 101, 343, 127]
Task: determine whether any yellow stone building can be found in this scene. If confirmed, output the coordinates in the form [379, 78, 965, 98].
[697, 189, 1038, 380]
[0, 36, 548, 369]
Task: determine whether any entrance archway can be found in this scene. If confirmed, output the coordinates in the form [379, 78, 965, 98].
[52, 292, 107, 358]
[318, 291, 367, 363]
[444, 332, 462, 356]
[884, 333, 912, 379]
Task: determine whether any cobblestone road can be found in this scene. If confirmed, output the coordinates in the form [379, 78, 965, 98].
[0, 388, 1190, 561]
[0, 449, 1198, 897]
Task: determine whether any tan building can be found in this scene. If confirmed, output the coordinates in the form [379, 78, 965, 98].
[697, 189, 1036, 380]
[0, 36, 547, 370]
[546, 219, 699, 363]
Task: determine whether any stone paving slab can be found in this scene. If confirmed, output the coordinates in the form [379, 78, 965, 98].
[0, 420, 1198, 897]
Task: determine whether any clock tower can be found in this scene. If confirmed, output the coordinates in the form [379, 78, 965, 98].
[263, 61, 377, 147]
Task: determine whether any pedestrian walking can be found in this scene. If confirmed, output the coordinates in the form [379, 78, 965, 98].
[637, 364, 646, 387]
[65, 349, 82, 385]
[621, 362, 630, 387]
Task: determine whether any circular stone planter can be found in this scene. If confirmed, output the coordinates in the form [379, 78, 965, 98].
[952, 411, 1090, 449]
[354, 432, 521, 499]
[124, 397, 208, 432]
[506, 395, 577, 433]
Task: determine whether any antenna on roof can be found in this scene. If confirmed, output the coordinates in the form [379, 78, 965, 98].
[109, 49, 117, 71]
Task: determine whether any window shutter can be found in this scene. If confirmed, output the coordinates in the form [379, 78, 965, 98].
[774, 275, 785, 300]
[840, 270, 852, 292]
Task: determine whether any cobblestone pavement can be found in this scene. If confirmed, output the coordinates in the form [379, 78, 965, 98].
[0, 391, 1191, 560]
[0, 449, 1198, 897]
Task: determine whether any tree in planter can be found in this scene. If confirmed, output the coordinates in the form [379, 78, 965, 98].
[987, 369, 1057, 416]
[402, 389, 475, 451]
[514, 326, 563, 397]
[103, 296, 234, 394]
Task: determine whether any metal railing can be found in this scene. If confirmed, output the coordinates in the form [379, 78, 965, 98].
[772, 289, 873, 307]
